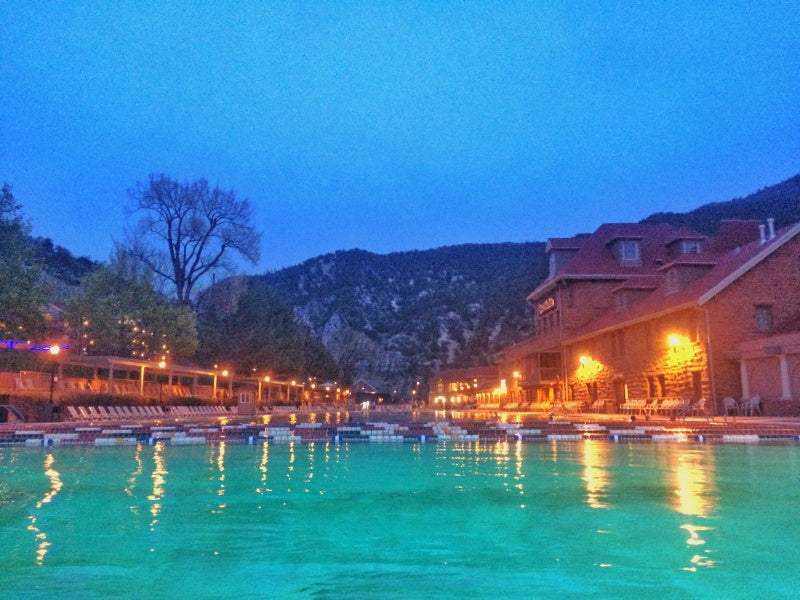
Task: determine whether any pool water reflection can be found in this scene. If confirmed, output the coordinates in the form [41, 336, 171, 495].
[1, 440, 798, 598]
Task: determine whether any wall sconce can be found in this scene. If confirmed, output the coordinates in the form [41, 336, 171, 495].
[667, 334, 687, 348]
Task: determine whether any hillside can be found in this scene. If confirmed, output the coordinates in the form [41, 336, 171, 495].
[28, 172, 800, 396]
[259, 173, 800, 394]
[641, 174, 800, 232]
[261, 243, 547, 394]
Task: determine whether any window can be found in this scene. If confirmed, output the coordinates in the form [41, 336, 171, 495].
[692, 371, 702, 401]
[647, 375, 657, 398]
[666, 269, 679, 293]
[689, 313, 701, 343]
[682, 240, 702, 254]
[621, 240, 641, 263]
[611, 330, 625, 357]
[755, 305, 773, 332]
[616, 291, 625, 311]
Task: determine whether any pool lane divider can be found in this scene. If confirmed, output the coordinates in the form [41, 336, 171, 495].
[3, 420, 800, 446]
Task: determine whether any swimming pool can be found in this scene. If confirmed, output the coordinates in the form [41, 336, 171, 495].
[1, 440, 798, 598]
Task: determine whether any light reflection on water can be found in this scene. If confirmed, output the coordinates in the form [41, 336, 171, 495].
[2, 441, 799, 597]
[26, 453, 62, 565]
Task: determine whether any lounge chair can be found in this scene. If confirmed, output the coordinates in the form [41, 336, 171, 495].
[678, 398, 708, 420]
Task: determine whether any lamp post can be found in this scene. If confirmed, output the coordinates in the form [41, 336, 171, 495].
[222, 369, 230, 406]
[158, 359, 166, 405]
[48, 345, 60, 418]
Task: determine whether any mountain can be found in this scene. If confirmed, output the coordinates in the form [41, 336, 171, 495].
[258, 173, 800, 395]
[260, 243, 547, 394]
[30, 172, 800, 397]
[641, 174, 800, 233]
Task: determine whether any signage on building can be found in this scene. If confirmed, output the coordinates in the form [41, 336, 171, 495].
[537, 296, 556, 315]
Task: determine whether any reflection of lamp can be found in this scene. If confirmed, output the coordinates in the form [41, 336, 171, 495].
[579, 355, 592, 366]
[668, 334, 683, 347]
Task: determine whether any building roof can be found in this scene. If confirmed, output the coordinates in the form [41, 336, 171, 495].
[565, 220, 800, 342]
[530, 223, 708, 300]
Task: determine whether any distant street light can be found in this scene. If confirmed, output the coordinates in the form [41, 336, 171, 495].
[48, 345, 61, 419]
[158, 359, 166, 404]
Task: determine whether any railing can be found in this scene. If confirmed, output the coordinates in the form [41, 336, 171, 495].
[521, 367, 561, 386]
[0, 370, 216, 400]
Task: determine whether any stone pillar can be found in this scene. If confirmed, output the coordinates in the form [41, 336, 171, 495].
[779, 354, 792, 400]
[739, 359, 750, 399]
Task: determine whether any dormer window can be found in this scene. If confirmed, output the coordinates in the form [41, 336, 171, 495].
[621, 240, 641, 262]
[681, 239, 702, 254]
[608, 238, 642, 265]
[668, 237, 705, 257]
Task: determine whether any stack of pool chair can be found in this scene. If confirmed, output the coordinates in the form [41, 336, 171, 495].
[65, 405, 169, 421]
[166, 405, 229, 417]
[657, 398, 690, 417]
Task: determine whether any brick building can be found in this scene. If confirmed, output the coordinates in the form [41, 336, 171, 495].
[497, 218, 800, 416]
[428, 365, 500, 409]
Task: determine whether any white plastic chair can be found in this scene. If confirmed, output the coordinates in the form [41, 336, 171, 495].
[722, 396, 739, 416]
[741, 395, 762, 416]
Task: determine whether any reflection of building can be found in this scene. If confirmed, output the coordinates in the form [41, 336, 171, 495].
[428, 366, 499, 408]
[497, 218, 800, 415]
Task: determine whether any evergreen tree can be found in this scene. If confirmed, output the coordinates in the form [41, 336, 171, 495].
[0, 183, 48, 340]
[196, 278, 338, 379]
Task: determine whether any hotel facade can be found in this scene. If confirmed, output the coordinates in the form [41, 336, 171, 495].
[493, 218, 800, 416]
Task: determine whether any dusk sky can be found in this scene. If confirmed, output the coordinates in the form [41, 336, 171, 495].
[3, 2, 799, 272]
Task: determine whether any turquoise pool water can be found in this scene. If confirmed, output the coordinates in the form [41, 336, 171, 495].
[1, 440, 798, 599]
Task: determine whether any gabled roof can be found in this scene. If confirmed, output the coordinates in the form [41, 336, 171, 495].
[699, 221, 800, 304]
[657, 255, 718, 271]
[611, 276, 662, 292]
[530, 223, 706, 300]
[565, 221, 800, 342]
[351, 379, 379, 393]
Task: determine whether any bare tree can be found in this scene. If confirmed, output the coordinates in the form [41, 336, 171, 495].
[127, 174, 261, 304]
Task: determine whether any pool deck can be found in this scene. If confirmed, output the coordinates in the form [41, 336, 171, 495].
[3, 408, 800, 446]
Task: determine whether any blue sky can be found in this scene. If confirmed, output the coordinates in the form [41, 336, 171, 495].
[2, 2, 799, 272]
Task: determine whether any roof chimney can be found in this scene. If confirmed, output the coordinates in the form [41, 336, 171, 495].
[767, 217, 776, 240]
[759, 224, 766, 244]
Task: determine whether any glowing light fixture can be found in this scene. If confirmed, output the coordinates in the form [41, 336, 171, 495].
[579, 355, 592, 366]
[668, 334, 684, 347]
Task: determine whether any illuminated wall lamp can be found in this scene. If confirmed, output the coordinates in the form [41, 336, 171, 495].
[667, 334, 686, 347]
